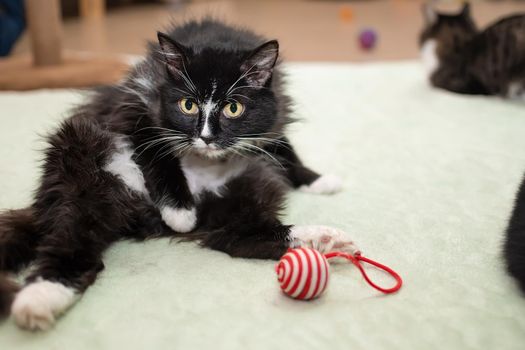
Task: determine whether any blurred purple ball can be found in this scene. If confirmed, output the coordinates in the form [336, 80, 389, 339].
[358, 29, 377, 50]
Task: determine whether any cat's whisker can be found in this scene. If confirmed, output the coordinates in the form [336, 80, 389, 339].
[135, 135, 186, 149]
[237, 136, 286, 143]
[135, 137, 177, 150]
[137, 131, 186, 141]
[225, 62, 258, 96]
[237, 132, 291, 147]
[233, 140, 285, 169]
[171, 141, 194, 159]
[228, 93, 252, 101]
[228, 85, 270, 94]
[180, 60, 199, 96]
[155, 48, 198, 96]
[237, 137, 293, 152]
[230, 142, 262, 159]
[152, 141, 177, 163]
[147, 138, 192, 166]
[133, 126, 187, 135]
[115, 85, 150, 106]
[134, 140, 169, 159]
[172, 140, 192, 154]
[239, 132, 284, 138]
[176, 71, 198, 96]
[227, 146, 244, 159]
[134, 136, 187, 159]
[171, 86, 194, 97]
[158, 140, 189, 162]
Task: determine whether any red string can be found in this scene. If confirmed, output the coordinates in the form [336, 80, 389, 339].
[324, 252, 403, 294]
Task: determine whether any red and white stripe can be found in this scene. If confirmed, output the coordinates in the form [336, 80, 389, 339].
[276, 247, 329, 300]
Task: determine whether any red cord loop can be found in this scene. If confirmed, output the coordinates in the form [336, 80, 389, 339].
[324, 252, 402, 294]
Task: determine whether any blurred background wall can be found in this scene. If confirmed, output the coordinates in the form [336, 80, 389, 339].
[6, 0, 525, 62]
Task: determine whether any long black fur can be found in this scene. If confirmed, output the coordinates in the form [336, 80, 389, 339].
[0, 19, 322, 316]
[504, 175, 525, 293]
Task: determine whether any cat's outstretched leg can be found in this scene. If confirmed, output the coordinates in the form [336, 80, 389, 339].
[195, 166, 355, 259]
[132, 129, 197, 233]
[11, 259, 100, 331]
[11, 199, 165, 331]
[10, 118, 161, 331]
[265, 136, 343, 195]
[9, 200, 118, 331]
[199, 223, 358, 260]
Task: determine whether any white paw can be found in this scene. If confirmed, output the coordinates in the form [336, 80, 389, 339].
[161, 206, 197, 233]
[289, 225, 360, 255]
[11, 279, 77, 331]
[299, 175, 343, 195]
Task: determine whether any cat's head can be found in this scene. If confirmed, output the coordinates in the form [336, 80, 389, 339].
[154, 32, 282, 159]
[419, 2, 477, 49]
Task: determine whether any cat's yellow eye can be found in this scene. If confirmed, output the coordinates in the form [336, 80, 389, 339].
[178, 98, 199, 115]
[223, 102, 244, 119]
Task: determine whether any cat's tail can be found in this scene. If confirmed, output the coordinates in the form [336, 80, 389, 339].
[0, 208, 39, 316]
[504, 175, 525, 294]
[0, 276, 19, 317]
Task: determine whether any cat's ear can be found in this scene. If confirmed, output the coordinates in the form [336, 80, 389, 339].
[157, 32, 188, 77]
[422, 3, 437, 25]
[460, 2, 471, 17]
[241, 40, 279, 88]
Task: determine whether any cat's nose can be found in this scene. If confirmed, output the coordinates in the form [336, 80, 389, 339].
[199, 136, 216, 145]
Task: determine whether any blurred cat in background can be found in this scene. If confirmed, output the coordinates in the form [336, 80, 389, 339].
[420, 2, 525, 99]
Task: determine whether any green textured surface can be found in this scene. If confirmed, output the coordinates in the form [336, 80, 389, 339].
[0, 62, 525, 349]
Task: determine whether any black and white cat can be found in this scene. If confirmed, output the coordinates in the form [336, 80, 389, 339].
[0, 20, 357, 331]
[420, 2, 525, 99]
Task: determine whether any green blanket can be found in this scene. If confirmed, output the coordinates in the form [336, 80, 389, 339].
[1, 62, 524, 350]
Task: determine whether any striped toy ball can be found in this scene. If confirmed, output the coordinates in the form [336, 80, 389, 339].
[276, 247, 330, 300]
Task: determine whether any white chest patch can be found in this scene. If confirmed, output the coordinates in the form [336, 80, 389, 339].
[420, 39, 439, 76]
[103, 137, 148, 196]
[180, 154, 248, 197]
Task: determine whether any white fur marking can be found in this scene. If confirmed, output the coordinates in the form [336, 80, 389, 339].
[104, 138, 148, 195]
[11, 279, 78, 331]
[134, 77, 154, 92]
[289, 226, 360, 255]
[421, 39, 439, 76]
[180, 154, 247, 197]
[192, 139, 226, 158]
[201, 99, 217, 138]
[161, 206, 197, 233]
[299, 174, 343, 195]
[201, 120, 212, 138]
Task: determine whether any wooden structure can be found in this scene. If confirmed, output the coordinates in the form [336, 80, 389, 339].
[0, 0, 130, 91]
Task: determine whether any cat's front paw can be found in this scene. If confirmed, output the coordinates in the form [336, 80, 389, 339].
[11, 279, 77, 331]
[289, 225, 360, 255]
[161, 206, 197, 233]
[299, 174, 343, 195]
